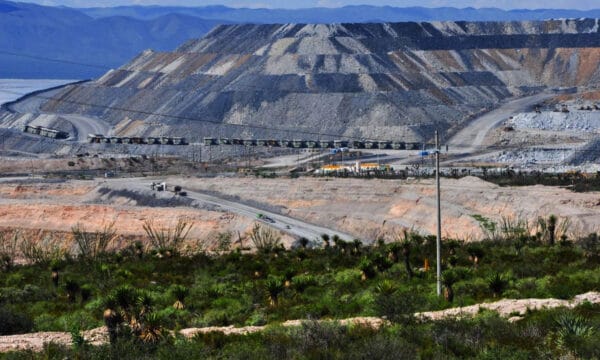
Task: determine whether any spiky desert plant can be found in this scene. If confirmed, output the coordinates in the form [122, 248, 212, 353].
[298, 237, 310, 249]
[137, 291, 153, 317]
[358, 257, 377, 280]
[350, 239, 362, 255]
[50, 258, 63, 288]
[71, 222, 117, 261]
[283, 268, 295, 288]
[142, 217, 193, 255]
[264, 275, 284, 307]
[80, 284, 92, 303]
[547, 214, 557, 245]
[102, 295, 121, 344]
[249, 223, 282, 253]
[442, 269, 459, 303]
[170, 285, 189, 310]
[488, 273, 509, 298]
[0, 231, 19, 271]
[387, 241, 401, 263]
[375, 279, 398, 296]
[555, 313, 595, 354]
[65, 279, 80, 303]
[321, 234, 330, 248]
[401, 239, 414, 279]
[113, 285, 138, 325]
[466, 244, 484, 267]
[139, 312, 164, 344]
[292, 274, 316, 293]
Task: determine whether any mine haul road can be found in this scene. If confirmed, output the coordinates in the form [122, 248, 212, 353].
[113, 178, 354, 244]
[447, 92, 554, 154]
[9, 86, 111, 142]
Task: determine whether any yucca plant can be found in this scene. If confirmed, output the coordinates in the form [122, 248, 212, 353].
[298, 237, 310, 249]
[292, 274, 316, 293]
[80, 284, 92, 303]
[137, 291, 153, 317]
[401, 239, 413, 279]
[358, 257, 377, 280]
[351, 239, 362, 255]
[170, 285, 189, 310]
[264, 276, 284, 307]
[283, 268, 295, 288]
[102, 295, 121, 344]
[50, 258, 63, 288]
[139, 312, 164, 344]
[321, 234, 330, 248]
[466, 244, 484, 267]
[442, 269, 459, 303]
[488, 273, 508, 298]
[387, 242, 401, 263]
[113, 285, 138, 325]
[65, 279, 80, 303]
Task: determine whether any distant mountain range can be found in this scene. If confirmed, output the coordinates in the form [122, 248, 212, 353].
[81, 5, 600, 23]
[2, 0, 600, 79]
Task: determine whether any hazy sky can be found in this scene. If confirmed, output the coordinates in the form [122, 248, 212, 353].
[17, 0, 600, 10]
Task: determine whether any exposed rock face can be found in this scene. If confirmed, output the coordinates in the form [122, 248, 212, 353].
[39, 19, 600, 142]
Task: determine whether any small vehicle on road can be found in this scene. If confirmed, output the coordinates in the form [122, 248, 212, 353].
[257, 213, 275, 223]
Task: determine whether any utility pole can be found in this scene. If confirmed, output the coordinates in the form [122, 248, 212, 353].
[435, 130, 442, 297]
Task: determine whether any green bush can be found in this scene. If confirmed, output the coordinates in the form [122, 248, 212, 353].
[0, 308, 33, 335]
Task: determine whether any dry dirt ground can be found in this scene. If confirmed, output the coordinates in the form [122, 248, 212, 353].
[1, 293, 598, 353]
[176, 175, 600, 241]
[0, 175, 599, 252]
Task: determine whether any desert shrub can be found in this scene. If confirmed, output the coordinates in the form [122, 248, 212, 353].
[374, 286, 422, 324]
[0, 307, 33, 335]
[346, 328, 418, 360]
[0, 231, 19, 271]
[71, 222, 117, 261]
[292, 320, 348, 357]
[143, 217, 194, 255]
[249, 223, 282, 253]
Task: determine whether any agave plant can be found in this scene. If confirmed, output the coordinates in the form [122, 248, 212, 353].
[375, 279, 398, 296]
[555, 313, 595, 352]
[170, 285, 189, 310]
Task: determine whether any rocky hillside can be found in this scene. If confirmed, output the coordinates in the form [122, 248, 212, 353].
[35, 20, 600, 142]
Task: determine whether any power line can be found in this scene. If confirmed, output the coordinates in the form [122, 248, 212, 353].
[0, 50, 111, 70]
[3, 85, 600, 158]
[0, 88, 420, 143]
[1, 49, 597, 151]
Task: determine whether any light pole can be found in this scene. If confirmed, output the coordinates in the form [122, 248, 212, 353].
[435, 130, 442, 297]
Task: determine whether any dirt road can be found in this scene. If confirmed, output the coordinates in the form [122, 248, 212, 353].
[448, 93, 554, 152]
[7, 84, 112, 142]
[111, 178, 354, 243]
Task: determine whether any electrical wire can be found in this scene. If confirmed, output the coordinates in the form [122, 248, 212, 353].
[1, 49, 598, 154]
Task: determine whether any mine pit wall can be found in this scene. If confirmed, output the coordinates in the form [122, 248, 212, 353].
[20, 20, 600, 143]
